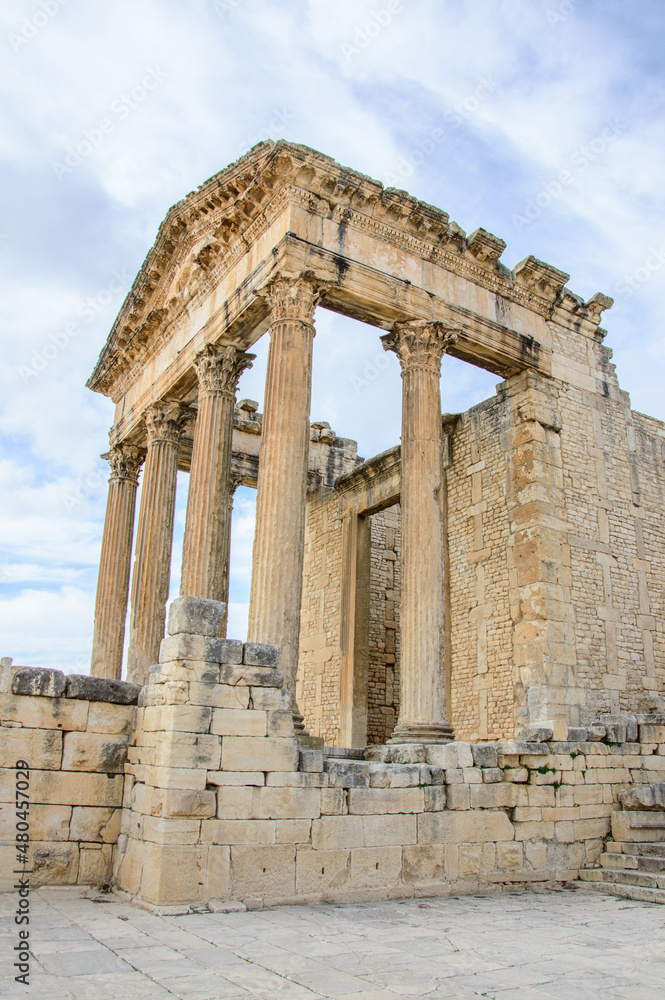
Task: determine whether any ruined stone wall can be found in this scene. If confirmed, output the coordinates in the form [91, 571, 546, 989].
[0, 662, 137, 891]
[367, 504, 401, 744]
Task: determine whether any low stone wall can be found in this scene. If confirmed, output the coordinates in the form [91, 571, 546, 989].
[0, 660, 139, 890]
[115, 599, 665, 908]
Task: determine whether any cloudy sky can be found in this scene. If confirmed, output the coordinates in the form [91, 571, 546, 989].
[1, 0, 664, 673]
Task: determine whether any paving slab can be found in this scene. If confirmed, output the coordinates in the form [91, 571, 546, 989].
[1, 886, 665, 999]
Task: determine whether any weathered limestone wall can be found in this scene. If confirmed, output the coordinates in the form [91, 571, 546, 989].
[367, 504, 401, 745]
[0, 661, 138, 890]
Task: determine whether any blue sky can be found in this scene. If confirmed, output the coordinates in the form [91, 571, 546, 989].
[1, 0, 664, 672]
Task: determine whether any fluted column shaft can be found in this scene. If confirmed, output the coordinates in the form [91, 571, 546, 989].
[248, 274, 320, 708]
[91, 443, 143, 679]
[127, 401, 189, 686]
[381, 320, 457, 743]
[180, 344, 254, 624]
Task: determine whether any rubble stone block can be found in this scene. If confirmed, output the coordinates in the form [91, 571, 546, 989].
[62, 733, 129, 773]
[243, 643, 280, 667]
[65, 675, 141, 705]
[12, 667, 65, 698]
[167, 596, 227, 637]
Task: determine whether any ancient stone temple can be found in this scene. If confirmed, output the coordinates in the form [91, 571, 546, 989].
[2, 141, 664, 908]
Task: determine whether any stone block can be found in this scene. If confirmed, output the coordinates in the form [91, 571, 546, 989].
[151, 788, 216, 818]
[514, 821, 555, 842]
[275, 819, 312, 843]
[471, 744, 498, 768]
[424, 786, 446, 811]
[320, 788, 346, 815]
[604, 722, 627, 744]
[243, 642, 280, 667]
[206, 770, 264, 787]
[69, 806, 120, 842]
[219, 664, 284, 687]
[152, 661, 219, 685]
[446, 784, 470, 810]
[153, 732, 221, 771]
[65, 675, 141, 705]
[312, 815, 364, 850]
[267, 711, 294, 737]
[515, 725, 553, 743]
[586, 725, 607, 741]
[143, 705, 213, 733]
[619, 783, 665, 810]
[300, 748, 324, 772]
[210, 708, 266, 737]
[348, 787, 424, 815]
[350, 846, 401, 888]
[143, 765, 207, 791]
[483, 768, 504, 783]
[463, 767, 483, 784]
[205, 844, 231, 901]
[470, 783, 517, 809]
[503, 767, 529, 783]
[362, 813, 416, 847]
[612, 810, 665, 842]
[266, 771, 326, 787]
[429, 766, 445, 785]
[249, 686, 291, 711]
[32, 842, 79, 886]
[201, 818, 276, 844]
[0, 803, 70, 842]
[231, 844, 295, 898]
[221, 736, 299, 772]
[364, 744, 391, 762]
[78, 844, 113, 886]
[640, 724, 665, 743]
[496, 841, 523, 872]
[567, 727, 588, 742]
[325, 760, 370, 787]
[167, 596, 226, 637]
[296, 848, 350, 894]
[139, 842, 208, 904]
[160, 633, 240, 664]
[0, 727, 62, 769]
[87, 702, 136, 735]
[458, 844, 482, 877]
[253, 786, 321, 820]
[216, 786, 254, 820]
[62, 733, 129, 773]
[418, 810, 514, 845]
[369, 763, 391, 788]
[403, 844, 445, 884]
[11, 667, 65, 698]
[188, 683, 249, 710]
[390, 764, 422, 787]
[1, 694, 89, 732]
[426, 742, 473, 769]
[390, 744, 426, 764]
[142, 816, 201, 844]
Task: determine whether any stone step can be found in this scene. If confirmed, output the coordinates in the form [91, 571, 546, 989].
[607, 841, 665, 858]
[611, 811, 665, 843]
[600, 852, 665, 873]
[583, 867, 665, 890]
[575, 878, 665, 905]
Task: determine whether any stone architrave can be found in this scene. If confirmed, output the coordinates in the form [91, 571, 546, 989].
[381, 320, 457, 744]
[127, 401, 190, 686]
[247, 273, 322, 728]
[180, 343, 254, 624]
[90, 443, 143, 680]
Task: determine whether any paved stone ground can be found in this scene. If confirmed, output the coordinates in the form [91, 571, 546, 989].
[1, 886, 664, 999]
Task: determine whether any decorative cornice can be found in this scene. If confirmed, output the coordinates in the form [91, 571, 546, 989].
[193, 343, 255, 396]
[144, 401, 192, 446]
[381, 320, 459, 376]
[102, 443, 144, 484]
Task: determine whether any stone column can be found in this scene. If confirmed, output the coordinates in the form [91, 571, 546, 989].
[127, 401, 189, 686]
[381, 320, 457, 743]
[247, 274, 321, 727]
[180, 344, 254, 624]
[90, 443, 143, 680]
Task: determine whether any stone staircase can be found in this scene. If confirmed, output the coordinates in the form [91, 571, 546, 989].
[579, 783, 665, 903]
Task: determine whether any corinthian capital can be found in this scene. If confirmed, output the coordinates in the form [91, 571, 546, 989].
[193, 343, 255, 396]
[144, 400, 192, 446]
[102, 443, 144, 484]
[381, 320, 459, 375]
[264, 272, 323, 325]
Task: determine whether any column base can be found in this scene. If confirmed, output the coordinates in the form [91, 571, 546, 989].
[388, 721, 454, 744]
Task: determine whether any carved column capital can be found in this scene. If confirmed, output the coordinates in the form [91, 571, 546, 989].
[264, 272, 323, 325]
[144, 401, 192, 446]
[102, 443, 144, 485]
[193, 343, 255, 397]
[381, 320, 459, 376]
